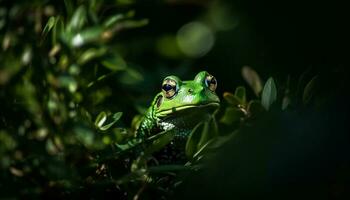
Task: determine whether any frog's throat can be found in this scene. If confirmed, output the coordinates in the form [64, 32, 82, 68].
[155, 102, 220, 118]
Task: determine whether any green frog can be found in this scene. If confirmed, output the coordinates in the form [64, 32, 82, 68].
[134, 71, 220, 162]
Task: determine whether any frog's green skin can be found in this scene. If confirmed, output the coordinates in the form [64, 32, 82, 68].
[136, 71, 220, 141]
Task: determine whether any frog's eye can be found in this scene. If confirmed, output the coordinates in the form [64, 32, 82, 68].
[162, 78, 178, 98]
[205, 74, 217, 92]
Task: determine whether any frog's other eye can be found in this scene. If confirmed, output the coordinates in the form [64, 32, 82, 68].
[162, 78, 178, 98]
[205, 74, 217, 92]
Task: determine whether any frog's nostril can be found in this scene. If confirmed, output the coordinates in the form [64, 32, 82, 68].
[188, 88, 193, 94]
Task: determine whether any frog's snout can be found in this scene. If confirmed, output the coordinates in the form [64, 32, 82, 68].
[187, 88, 194, 94]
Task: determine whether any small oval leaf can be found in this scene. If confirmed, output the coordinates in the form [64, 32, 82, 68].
[261, 77, 277, 110]
[185, 122, 204, 158]
[223, 92, 240, 106]
[302, 75, 319, 105]
[242, 66, 263, 96]
[95, 111, 107, 128]
[234, 86, 246, 104]
[67, 5, 86, 32]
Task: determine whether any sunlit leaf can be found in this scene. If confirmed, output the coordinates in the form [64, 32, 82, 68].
[69, 26, 103, 47]
[67, 5, 87, 32]
[99, 112, 123, 131]
[94, 111, 107, 128]
[42, 16, 56, 36]
[261, 77, 277, 110]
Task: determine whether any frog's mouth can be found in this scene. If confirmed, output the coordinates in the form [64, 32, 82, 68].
[156, 102, 220, 118]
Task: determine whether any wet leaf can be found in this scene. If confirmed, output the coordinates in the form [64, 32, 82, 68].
[261, 77, 277, 110]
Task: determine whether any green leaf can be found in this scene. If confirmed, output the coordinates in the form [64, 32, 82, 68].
[261, 77, 277, 110]
[67, 5, 87, 32]
[94, 111, 107, 128]
[241, 66, 263, 96]
[94, 112, 122, 131]
[99, 112, 123, 131]
[69, 26, 103, 47]
[42, 16, 56, 36]
[197, 116, 218, 150]
[143, 129, 175, 157]
[185, 122, 204, 158]
[223, 92, 240, 106]
[77, 48, 107, 65]
[302, 75, 319, 105]
[103, 14, 124, 28]
[234, 86, 246, 104]
[219, 107, 244, 125]
[101, 55, 127, 71]
[247, 100, 264, 117]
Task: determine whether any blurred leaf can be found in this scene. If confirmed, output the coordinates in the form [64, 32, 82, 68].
[303, 75, 319, 105]
[223, 92, 240, 106]
[68, 26, 103, 47]
[42, 16, 56, 36]
[282, 96, 291, 110]
[219, 107, 244, 125]
[0, 131, 17, 152]
[78, 47, 107, 65]
[99, 112, 123, 131]
[119, 68, 144, 85]
[185, 122, 204, 158]
[103, 14, 124, 28]
[234, 86, 246, 104]
[261, 77, 277, 110]
[241, 66, 263, 96]
[67, 5, 87, 32]
[247, 100, 264, 117]
[101, 55, 127, 71]
[74, 126, 95, 148]
[95, 111, 107, 128]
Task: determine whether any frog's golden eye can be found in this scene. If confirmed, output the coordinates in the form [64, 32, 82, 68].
[205, 74, 217, 92]
[162, 78, 178, 98]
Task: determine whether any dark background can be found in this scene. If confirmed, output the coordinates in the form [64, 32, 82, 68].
[0, 0, 349, 199]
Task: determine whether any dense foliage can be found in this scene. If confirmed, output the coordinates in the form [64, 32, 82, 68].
[0, 0, 349, 199]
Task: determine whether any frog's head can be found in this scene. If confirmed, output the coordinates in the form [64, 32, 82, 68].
[152, 71, 220, 119]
